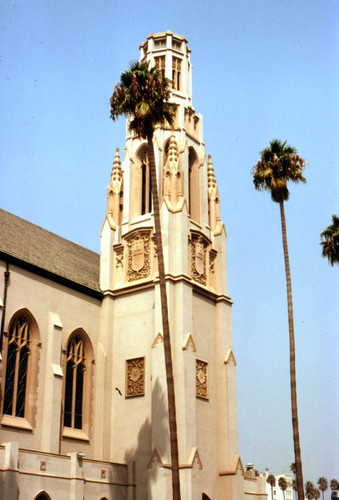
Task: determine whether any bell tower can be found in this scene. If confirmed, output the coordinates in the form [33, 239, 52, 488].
[98, 31, 244, 499]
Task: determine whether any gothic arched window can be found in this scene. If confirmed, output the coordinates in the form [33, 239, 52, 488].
[34, 492, 51, 500]
[172, 57, 182, 91]
[188, 147, 200, 223]
[141, 155, 152, 215]
[62, 330, 93, 439]
[1, 310, 39, 429]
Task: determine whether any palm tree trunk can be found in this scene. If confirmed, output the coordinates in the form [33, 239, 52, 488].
[279, 201, 304, 500]
[147, 134, 181, 500]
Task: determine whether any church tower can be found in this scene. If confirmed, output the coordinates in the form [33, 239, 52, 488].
[99, 32, 241, 499]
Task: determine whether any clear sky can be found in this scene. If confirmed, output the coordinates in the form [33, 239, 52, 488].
[1, 0, 338, 493]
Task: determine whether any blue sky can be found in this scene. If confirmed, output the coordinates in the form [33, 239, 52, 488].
[1, 0, 338, 492]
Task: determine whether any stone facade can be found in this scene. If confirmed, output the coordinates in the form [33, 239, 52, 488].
[0, 32, 266, 500]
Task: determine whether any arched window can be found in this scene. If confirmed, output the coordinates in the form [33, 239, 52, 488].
[189, 147, 200, 223]
[131, 146, 153, 219]
[34, 492, 51, 500]
[62, 329, 93, 439]
[141, 154, 152, 215]
[1, 309, 39, 429]
[172, 57, 182, 91]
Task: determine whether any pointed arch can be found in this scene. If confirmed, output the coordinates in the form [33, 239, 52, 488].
[62, 328, 94, 440]
[188, 147, 200, 223]
[1, 308, 40, 429]
[34, 492, 52, 500]
[132, 144, 152, 218]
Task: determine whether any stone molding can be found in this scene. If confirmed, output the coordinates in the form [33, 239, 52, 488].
[182, 333, 196, 352]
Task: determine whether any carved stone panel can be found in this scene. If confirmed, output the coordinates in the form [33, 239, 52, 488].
[125, 230, 151, 282]
[196, 359, 208, 400]
[190, 232, 210, 285]
[126, 357, 145, 398]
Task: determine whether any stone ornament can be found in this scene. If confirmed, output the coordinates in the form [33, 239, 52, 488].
[125, 230, 151, 282]
[115, 245, 124, 268]
[126, 357, 145, 398]
[190, 232, 210, 285]
[107, 147, 123, 226]
[163, 132, 183, 211]
[196, 359, 208, 400]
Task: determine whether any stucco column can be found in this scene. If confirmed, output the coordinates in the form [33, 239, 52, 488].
[68, 452, 84, 499]
[1, 442, 19, 499]
[41, 312, 63, 453]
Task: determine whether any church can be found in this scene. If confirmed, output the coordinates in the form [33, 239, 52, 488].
[0, 32, 266, 500]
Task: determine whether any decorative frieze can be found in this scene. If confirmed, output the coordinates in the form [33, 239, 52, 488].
[196, 359, 208, 400]
[126, 357, 145, 397]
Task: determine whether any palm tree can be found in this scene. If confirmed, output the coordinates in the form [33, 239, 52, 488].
[279, 477, 288, 500]
[320, 215, 339, 266]
[252, 139, 306, 500]
[305, 481, 316, 500]
[330, 479, 339, 491]
[267, 474, 276, 500]
[317, 477, 328, 500]
[110, 61, 180, 498]
[291, 463, 298, 500]
[314, 489, 320, 500]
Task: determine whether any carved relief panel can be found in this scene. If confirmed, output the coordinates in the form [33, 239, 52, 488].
[126, 357, 145, 398]
[196, 359, 208, 400]
[189, 231, 210, 286]
[125, 229, 152, 282]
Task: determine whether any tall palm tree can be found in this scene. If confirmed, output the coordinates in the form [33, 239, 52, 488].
[317, 477, 328, 500]
[320, 215, 339, 266]
[267, 474, 276, 500]
[279, 476, 288, 500]
[305, 481, 316, 500]
[330, 479, 339, 491]
[252, 139, 306, 500]
[110, 61, 180, 499]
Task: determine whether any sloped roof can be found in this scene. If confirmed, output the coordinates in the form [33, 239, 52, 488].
[0, 209, 101, 295]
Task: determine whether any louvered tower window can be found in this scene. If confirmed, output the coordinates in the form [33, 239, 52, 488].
[172, 57, 182, 91]
[155, 55, 166, 79]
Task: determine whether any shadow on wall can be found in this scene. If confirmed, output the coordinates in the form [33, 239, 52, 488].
[124, 376, 170, 498]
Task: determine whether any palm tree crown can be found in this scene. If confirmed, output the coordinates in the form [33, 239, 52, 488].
[252, 139, 306, 203]
[320, 215, 339, 266]
[110, 61, 176, 139]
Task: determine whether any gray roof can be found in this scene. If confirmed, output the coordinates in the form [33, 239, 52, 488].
[0, 209, 101, 295]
